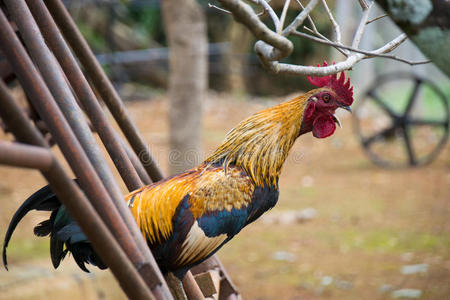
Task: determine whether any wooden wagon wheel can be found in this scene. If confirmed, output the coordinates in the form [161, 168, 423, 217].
[353, 72, 449, 168]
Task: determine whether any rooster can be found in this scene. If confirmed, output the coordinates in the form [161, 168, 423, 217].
[2, 65, 353, 281]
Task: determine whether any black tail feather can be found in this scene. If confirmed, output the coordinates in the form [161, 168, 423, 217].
[2, 181, 106, 272]
[2, 184, 60, 270]
[50, 233, 65, 269]
[33, 220, 52, 237]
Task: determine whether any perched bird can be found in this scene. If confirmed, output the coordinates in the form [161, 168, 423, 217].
[2, 65, 353, 280]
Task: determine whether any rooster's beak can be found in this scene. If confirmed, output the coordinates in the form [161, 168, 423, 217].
[333, 106, 351, 128]
[340, 105, 352, 113]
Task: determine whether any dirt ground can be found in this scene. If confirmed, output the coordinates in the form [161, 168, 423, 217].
[1, 93, 449, 299]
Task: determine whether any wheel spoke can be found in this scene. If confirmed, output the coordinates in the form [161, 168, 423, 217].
[404, 79, 422, 115]
[362, 126, 395, 147]
[401, 127, 416, 165]
[368, 91, 397, 118]
[408, 119, 449, 127]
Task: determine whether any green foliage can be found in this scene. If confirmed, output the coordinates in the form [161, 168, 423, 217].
[77, 22, 107, 53]
[126, 5, 165, 45]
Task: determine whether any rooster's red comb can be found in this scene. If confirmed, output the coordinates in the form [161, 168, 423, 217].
[307, 61, 354, 106]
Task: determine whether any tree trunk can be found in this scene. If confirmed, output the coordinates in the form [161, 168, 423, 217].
[375, 0, 450, 76]
[161, 0, 208, 175]
[225, 21, 251, 94]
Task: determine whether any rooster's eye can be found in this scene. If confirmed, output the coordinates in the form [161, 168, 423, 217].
[323, 94, 330, 102]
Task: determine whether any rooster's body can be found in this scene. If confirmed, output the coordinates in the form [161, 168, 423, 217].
[3, 66, 354, 279]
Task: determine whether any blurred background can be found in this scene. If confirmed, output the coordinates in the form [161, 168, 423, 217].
[0, 0, 449, 299]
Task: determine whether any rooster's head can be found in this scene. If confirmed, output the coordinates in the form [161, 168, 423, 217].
[301, 62, 354, 138]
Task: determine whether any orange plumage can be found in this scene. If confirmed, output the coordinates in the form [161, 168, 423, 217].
[3, 69, 354, 279]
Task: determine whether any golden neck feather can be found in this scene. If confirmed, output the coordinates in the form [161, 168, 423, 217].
[205, 92, 314, 188]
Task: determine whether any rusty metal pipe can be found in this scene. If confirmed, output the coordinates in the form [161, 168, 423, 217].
[0, 140, 53, 171]
[0, 80, 154, 300]
[2, 5, 150, 283]
[182, 272, 206, 300]
[0, 4, 154, 292]
[44, 0, 164, 182]
[115, 130, 152, 185]
[24, 4, 170, 295]
[22, 2, 173, 296]
[0, 83, 47, 148]
[4, 0, 128, 232]
[25, 0, 143, 192]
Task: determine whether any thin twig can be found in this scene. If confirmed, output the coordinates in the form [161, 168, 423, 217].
[351, 1, 373, 48]
[294, 30, 348, 52]
[210, 2, 267, 16]
[320, 0, 341, 44]
[279, 0, 291, 34]
[304, 26, 348, 56]
[357, 0, 369, 10]
[298, 0, 348, 56]
[257, 8, 268, 17]
[293, 31, 431, 65]
[258, 0, 281, 32]
[218, 0, 293, 62]
[208, 3, 232, 14]
[366, 14, 388, 25]
[283, 0, 319, 35]
[296, 0, 320, 35]
[372, 33, 407, 54]
[295, 0, 317, 33]
[293, 31, 430, 65]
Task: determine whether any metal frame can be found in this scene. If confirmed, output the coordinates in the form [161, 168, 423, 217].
[0, 1, 241, 299]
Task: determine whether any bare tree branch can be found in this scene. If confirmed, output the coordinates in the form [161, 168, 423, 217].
[351, 1, 373, 48]
[219, 0, 293, 61]
[283, 0, 319, 35]
[214, 0, 430, 76]
[366, 14, 388, 25]
[320, 0, 341, 44]
[302, 27, 348, 56]
[357, 0, 370, 10]
[279, 0, 291, 33]
[208, 3, 232, 14]
[257, 0, 281, 32]
[294, 31, 430, 65]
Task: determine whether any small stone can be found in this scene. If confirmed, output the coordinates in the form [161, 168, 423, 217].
[261, 208, 317, 224]
[278, 212, 298, 225]
[379, 284, 394, 293]
[391, 289, 422, 299]
[401, 264, 428, 275]
[296, 208, 317, 222]
[272, 251, 296, 262]
[335, 279, 353, 290]
[320, 276, 333, 286]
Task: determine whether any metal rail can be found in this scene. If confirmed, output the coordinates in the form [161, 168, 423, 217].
[22, 4, 171, 297]
[26, 0, 144, 192]
[2, 0, 155, 287]
[0, 1, 242, 299]
[0, 141, 53, 171]
[0, 81, 154, 300]
[0, 5, 163, 299]
[45, 0, 165, 182]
